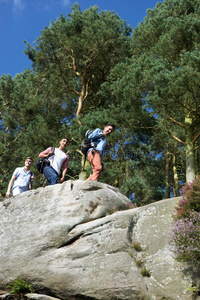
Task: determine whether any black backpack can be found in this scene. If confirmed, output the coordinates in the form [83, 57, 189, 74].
[81, 130, 96, 156]
[36, 147, 55, 173]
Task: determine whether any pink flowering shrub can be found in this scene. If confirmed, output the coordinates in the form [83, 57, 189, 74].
[169, 177, 200, 265]
[124, 202, 137, 210]
[173, 176, 200, 220]
[168, 211, 200, 265]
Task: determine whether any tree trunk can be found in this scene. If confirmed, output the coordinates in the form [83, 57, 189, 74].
[185, 116, 195, 183]
[76, 82, 87, 176]
[79, 155, 87, 180]
[172, 151, 179, 197]
[195, 141, 199, 176]
[165, 153, 171, 199]
[79, 156, 91, 180]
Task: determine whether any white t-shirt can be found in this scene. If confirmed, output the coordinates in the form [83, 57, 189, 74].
[12, 167, 33, 196]
[48, 148, 68, 174]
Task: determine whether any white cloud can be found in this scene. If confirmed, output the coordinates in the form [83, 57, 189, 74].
[13, 0, 25, 13]
[62, 0, 70, 7]
[42, 0, 71, 11]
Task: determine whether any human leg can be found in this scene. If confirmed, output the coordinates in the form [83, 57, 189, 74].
[43, 166, 58, 185]
[87, 150, 102, 181]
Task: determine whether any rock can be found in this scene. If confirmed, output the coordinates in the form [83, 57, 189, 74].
[25, 294, 61, 300]
[0, 180, 199, 299]
[0, 294, 61, 300]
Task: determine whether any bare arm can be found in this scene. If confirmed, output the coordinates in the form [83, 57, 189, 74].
[60, 168, 67, 183]
[39, 147, 52, 158]
[60, 156, 69, 183]
[6, 174, 16, 198]
[30, 175, 34, 189]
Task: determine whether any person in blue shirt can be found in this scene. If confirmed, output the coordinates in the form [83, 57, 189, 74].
[87, 123, 115, 181]
[6, 157, 34, 197]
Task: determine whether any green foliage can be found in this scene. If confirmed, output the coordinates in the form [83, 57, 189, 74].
[0, 70, 72, 195]
[135, 258, 144, 267]
[7, 279, 34, 294]
[186, 286, 199, 293]
[103, 0, 200, 183]
[140, 267, 150, 277]
[0, 3, 135, 196]
[2, 0, 200, 201]
[132, 241, 144, 252]
[108, 207, 117, 215]
[134, 0, 200, 182]
[25, 4, 132, 117]
[69, 106, 166, 205]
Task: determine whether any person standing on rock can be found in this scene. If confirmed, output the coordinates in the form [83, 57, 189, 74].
[39, 138, 69, 186]
[87, 124, 115, 181]
[6, 157, 34, 197]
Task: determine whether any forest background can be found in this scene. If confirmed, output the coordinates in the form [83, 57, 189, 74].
[1, 0, 200, 205]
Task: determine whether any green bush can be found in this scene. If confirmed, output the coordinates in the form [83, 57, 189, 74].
[141, 267, 150, 277]
[7, 278, 34, 294]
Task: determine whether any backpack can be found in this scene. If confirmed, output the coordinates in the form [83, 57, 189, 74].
[81, 130, 96, 156]
[36, 147, 55, 174]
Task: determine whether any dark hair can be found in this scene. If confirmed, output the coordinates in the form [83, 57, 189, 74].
[62, 137, 69, 143]
[26, 157, 33, 162]
[106, 123, 115, 130]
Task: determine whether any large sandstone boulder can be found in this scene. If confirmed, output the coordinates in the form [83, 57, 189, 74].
[0, 180, 199, 300]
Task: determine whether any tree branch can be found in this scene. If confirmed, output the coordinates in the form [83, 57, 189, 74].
[167, 116, 185, 128]
[69, 50, 81, 77]
[194, 144, 200, 151]
[167, 130, 185, 145]
[193, 132, 200, 144]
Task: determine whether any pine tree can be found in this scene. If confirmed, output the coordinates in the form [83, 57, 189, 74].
[24, 4, 132, 121]
[131, 0, 200, 182]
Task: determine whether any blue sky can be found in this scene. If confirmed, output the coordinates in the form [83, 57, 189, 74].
[0, 0, 160, 77]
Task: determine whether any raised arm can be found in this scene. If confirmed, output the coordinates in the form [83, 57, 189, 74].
[88, 128, 103, 140]
[39, 147, 52, 158]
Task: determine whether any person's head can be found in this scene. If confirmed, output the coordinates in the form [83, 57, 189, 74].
[25, 157, 33, 168]
[59, 137, 69, 149]
[103, 124, 115, 136]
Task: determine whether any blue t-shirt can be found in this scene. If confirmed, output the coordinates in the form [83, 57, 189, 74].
[87, 128, 107, 159]
[12, 167, 33, 196]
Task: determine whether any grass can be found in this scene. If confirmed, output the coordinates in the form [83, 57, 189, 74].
[132, 240, 144, 252]
[141, 267, 150, 277]
[7, 279, 34, 294]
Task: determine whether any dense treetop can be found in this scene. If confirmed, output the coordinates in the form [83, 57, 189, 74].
[1, 0, 200, 203]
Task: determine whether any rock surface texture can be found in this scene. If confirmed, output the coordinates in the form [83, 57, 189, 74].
[0, 180, 199, 300]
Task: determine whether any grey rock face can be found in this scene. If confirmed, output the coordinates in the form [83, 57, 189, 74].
[0, 180, 199, 300]
[0, 294, 60, 300]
